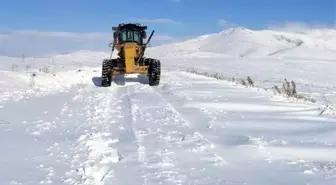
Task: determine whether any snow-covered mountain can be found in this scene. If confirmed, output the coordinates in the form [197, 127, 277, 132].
[148, 27, 336, 60]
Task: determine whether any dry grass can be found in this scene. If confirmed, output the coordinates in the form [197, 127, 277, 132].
[272, 79, 316, 103]
[186, 69, 255, 87]
[29, 72, 36, 88]
[11, 63, 19, 72]
[186, 68, 336, 116]
[319, 95, 336, 116]
[186, 68, 317, 104]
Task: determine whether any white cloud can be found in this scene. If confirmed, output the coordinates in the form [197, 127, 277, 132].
[151, 34, 174, 41]
[267, 21, 336, 32]
[0, 29, 177, 57]
[0, 29, 111, 57]
[0, 34, 10, 40]
[126, 18, 182, 25]
[145, 34, 177, 46]
[217, 19, 237, 29]
[14, 30, 110, 39]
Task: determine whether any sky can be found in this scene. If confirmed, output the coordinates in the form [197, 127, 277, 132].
[0, 0, 335, 57]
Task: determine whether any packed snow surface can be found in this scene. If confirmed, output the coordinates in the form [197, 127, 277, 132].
[0, 27, 336, 184]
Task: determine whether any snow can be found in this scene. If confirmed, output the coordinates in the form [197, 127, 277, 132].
[0, 27, 336, 184]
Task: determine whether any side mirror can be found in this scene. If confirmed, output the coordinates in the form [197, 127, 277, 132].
[109, 42, 113, 47]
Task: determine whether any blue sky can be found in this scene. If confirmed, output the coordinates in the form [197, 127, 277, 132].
[0, 0, 335, 56]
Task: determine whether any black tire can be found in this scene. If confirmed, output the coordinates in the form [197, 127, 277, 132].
[147, 59, 161, 86]
[101, 59, 112, 87]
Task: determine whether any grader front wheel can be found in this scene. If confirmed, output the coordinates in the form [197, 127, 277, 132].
[148, 59, 161, 86]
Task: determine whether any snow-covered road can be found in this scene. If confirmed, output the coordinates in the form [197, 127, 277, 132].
[1, 70, 336, 185]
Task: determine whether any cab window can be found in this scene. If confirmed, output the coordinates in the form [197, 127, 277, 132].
[133, 31, 141, 44]
[119, 30, 142, 44]
[121, 31, 127, 42]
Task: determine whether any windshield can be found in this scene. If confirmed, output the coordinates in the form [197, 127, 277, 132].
[120, 30, 142, 44]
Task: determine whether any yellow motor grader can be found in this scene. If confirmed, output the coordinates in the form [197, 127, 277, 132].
[101, 23, 161, 87]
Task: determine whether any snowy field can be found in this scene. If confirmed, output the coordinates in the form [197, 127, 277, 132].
[0, 27, 336, 185]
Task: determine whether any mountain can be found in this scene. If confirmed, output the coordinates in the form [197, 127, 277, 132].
[148, 27, 336, 60]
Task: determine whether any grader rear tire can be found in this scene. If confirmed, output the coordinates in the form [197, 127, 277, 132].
[101, 59, 112, 87]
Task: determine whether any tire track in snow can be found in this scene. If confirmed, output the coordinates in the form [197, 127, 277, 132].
[100, 85, 147, 185]
[125, 84, 229, 185]
[64, 86, 122, 185]
[64, 84, 149, 185]
[154, 71, 286, 163]
[150, 86, 228, 165]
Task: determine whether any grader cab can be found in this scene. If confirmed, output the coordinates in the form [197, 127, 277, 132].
[101, 23, 161, 87]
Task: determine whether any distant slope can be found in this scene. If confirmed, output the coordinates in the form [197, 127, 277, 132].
[148, 27, 336, 60]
